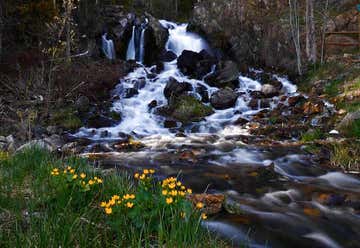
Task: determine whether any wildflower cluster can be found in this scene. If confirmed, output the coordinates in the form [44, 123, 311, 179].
[134, 169, 155, 181]
[50, 166, 103, 192]
[100, 193, 136, 215]
[161, 177, 192, 206]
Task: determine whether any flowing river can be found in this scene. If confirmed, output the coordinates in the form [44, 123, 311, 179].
[76, 20, 360, 247]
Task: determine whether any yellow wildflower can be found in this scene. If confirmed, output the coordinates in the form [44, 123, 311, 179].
[129, 194, 135, 199]
[166, 197, 173, 204]
[112, 195, 120, 200]
[170, 190, 178, 196]
[63, 169, 67, 174]
[72, 174, 78, 179]
[139, 174, 146, 180]
[105, 208, 112, 215]
[179, 191, 186, 197]
[67, 166, 72, 170]
[88, 180, 95, 185]
[181, 186, 186, 190]
[100, 202, 107, 207]
[176, 182, 182, 186]
[201, 213, 207, 220]
[149, 169, 155, 174]
[143, 169, 149, 174]
[117, 200, 122, 205]
[187, 189, 192, 194]
[196, 202, 204, 209]
[70, 169, 75, 174]
[97, 178, 103, 184]
[126, 202, 134, 208]
[169, 183, 176, 189]
[162, 190, 168, 196]
[109, 199, 116, 206]
[134, 173, 140, 179]
[80, 173, 86, 179]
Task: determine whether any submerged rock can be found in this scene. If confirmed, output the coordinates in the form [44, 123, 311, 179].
[210, 88, 238, 110]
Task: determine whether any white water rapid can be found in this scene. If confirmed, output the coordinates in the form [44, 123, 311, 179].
[79, 21, 297, 138]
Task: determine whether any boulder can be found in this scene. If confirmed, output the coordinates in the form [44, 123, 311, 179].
[261, 84, 278, 98]
[204, 60, 239, 88]
[164, 95, 214, 123]
[163, 77, 192, 99]
[159, 50, 177, 62]
[87, 114, 116, 128]
[148, 100, 157, 110]
[210, 88, 238, 110]
[196, 83, 210, 103]
[336, 110, 360, 136]
[177, 50, 215, 79]
[75, 96, 90, 113]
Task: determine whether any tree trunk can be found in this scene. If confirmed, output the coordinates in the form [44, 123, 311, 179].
[305, 0, 316, 63]
[65, 0, 71, 63]
[0, 2, 3, 60]
[288, 0, 302, 75]
[320, 0, 329, 64]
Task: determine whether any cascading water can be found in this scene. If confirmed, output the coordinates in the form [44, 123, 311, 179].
[102, 33, 116, 60]
[78, 20, 360, 247]
[126, 19, 148, 63]
[126, 26, 136, 61]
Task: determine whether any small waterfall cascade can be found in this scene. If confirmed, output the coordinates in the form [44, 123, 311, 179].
[126, 19, 148, 63]
[101, 33, 116, 60]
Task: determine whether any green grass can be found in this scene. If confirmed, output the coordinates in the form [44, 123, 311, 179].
[330, 142, 360, 172]
[0, 148, 226, 247]
[172, 96, 214, 123]
[301, 129, 325, 142]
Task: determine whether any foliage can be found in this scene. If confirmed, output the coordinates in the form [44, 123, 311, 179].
[330, 142, 360, 171]
[0, 148, 225, 247]
[301, 128, 324, 142]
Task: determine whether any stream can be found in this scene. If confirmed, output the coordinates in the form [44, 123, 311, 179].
[76, 20, 360, 247]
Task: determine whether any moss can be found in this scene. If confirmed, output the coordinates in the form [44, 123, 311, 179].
[171, 96, 214, 123]
[50, 107, 82, 130]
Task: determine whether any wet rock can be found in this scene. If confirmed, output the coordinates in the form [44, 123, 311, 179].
[90, 143, 113, 153]
[16, 137, 61, 153]
[61, 142, 85, 154]
[196, 83, 210, 103]
[87, 114, 116, 128]
[261, 84, 278, 98]
[250, 91, 266, 99]
[148, 100, 157, 110]
[337, 110, 360, 131]
[124, 88, 139, 98]
[288, 95, 305, 106]
[113, 139, 145, 150]
[204, 60, 239, 88]
[188, 194, 225, 215]
[164, 120, 178, 128]
[303, 101, 324, 115]
[248, 99, 259, 110]
[210, 88, 238, 110]
[177, 50, 215, 79]
[170, 96, 214, 123]
[163, 77, 192, 99]
[234, 117, 249, 125]
[134, 77, 146, 90]
[159, 50, 177, 62]
[75, 96, 90, 113]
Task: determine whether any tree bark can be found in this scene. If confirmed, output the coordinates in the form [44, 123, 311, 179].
[288, 0, 302, 75]
[305, 0, 316, 63]
[0, 2, 3, 60]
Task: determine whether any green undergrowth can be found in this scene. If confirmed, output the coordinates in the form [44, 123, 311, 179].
[301, 129, 325, 142]
[330, 142, 360, 172]
[0, 148, 226, 247]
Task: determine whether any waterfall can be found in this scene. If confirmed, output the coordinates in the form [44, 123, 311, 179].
[139, 28, 146, 63]
[126, 26, 136, 61]
[126, 19, 148, 63]
[102, 34, 116, 60]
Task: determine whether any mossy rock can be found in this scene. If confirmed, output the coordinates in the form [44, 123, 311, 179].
[171, 96, 214, 123]
[50, 107, 82, 131]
